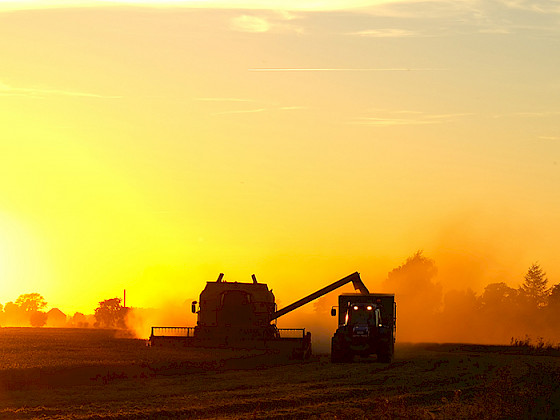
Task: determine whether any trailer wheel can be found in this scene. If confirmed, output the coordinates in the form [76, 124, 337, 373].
[331, 335, 352, 363]
[377, 341, 394, 363]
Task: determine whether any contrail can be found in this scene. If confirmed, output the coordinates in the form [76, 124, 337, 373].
[248, 68, 446, 72]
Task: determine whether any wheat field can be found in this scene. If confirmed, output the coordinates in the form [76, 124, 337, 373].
[0, 328, 559, 419]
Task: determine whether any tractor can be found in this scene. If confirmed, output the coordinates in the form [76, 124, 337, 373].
[330, 293, 396, 363]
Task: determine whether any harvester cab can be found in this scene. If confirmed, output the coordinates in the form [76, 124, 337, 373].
[331, 294, 396, 363]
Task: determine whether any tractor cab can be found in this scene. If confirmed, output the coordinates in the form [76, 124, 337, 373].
[344, 303, 381, 338]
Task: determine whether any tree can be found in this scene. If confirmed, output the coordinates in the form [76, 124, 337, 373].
[94, 298, 129, 329]
[382, 251, 442, 342]
[480, 282, 518, 307]
[3, 301, 28, 325]
[71, 312, 89, 328]
[15, 293, 47, 312]
[548, 284, 560, 307]
[30, 311, 48, 327]
[519, 263, 549, 307]
[383, 251, 440, 307]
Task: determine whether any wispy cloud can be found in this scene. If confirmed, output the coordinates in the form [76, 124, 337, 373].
[230, 15, 271, 33]
[213, 108, 266, 115]
[248, 68, 446, 72]
[2, 0, 560, 16]
[514, 111, 560, 118]
[352, 117, 438, 126]
[349, 28, 418, 37]
[202, 99, 307, 116]
[351, 110, 472, 126]
[278, 106, 307, 110]
[493, 111, 560, 119]
[0, 1, 452, 13]
[478, 28, 511, 34]
[497, 0, 560, 14]
[194, 97, 255, 102]
[538, 136, 559, 141]
[230, 11, 304, 34]
[213, 106, 307, 115]
[0, 81, 120, 99]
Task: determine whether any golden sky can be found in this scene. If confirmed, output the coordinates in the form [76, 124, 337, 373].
[1, 0, 559, 315]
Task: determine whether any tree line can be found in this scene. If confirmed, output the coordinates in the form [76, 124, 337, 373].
[383, 251, 560, 343]
[0, 295, 129, 329]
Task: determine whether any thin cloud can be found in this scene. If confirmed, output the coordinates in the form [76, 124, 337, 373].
[194, 97, 255, 102]
[349, 28, 418, 37]
[0, 1, 457, 13]
[352, 117, 439, 126]
[351, 111, 472, 126]
[278, 106, 307, 110]
[515, 111, 560, 117]
[213, 108, 266, 115]
[478, 28, 511, 34]
[497, 0, 560, 14]
[248, 68, 446, 72]
[230, 12, 304, 34]
[0, 81, 121, 99]
[3, 0, 559, 17]
[211, 105, 306, 115]
[230, 15, 271, 33]
[493, 111, 560, 119]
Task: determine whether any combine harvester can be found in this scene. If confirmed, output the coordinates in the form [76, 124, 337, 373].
[149, 272, 372, 359]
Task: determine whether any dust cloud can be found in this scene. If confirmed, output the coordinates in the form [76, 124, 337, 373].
[379, 251, 560, 345]
[125, 299, 197, 339]
[273, 251, 560, 349]
[122, 249, 560, 348]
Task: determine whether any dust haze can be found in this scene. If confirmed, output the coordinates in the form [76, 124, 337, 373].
[125, 299, 197, 339]
[284, 251, 560, 350]
[125, 240, 560, 349]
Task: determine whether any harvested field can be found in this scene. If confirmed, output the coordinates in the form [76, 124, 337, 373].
[0, 328, 559, 419]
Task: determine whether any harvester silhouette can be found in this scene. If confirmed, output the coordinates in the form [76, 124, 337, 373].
[150, 272, 396, 361]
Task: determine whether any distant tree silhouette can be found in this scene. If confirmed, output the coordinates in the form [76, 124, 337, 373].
[548, 284, 560, 307]
[3, 301, 28, 325]
[383, 251, 441, 341]
[15, 293, 47, 312]
[384, 251, 440, 307]
[519, 263, 549, 307]
[29, 311, 48, 327]
[385, 251, 439, 291]
[481, 282, 518, 307]
[71, 312, 89, 328]
[94, 298, 129, 329]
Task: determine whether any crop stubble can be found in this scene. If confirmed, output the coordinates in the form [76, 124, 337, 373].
[0, 328, 559, 419]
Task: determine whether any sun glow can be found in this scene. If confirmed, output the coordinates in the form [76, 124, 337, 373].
[1, 0, 559, 326]
[0, 213, 48, 303]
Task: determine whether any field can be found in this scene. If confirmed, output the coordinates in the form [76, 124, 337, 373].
[0, 328, 559, 419]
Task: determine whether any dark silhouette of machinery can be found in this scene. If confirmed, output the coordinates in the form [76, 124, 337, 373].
[149, 272, 373, 359]
[330, 293, 396, 363]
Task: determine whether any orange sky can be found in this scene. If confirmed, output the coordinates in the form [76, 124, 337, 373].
[1, 1, 559, 316]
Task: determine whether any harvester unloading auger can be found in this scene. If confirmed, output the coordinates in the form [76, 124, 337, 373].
[149, 272, 370, 359]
